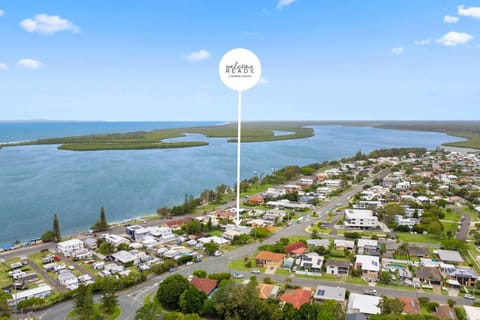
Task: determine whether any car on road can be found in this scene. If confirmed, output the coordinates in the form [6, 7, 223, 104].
[464, 294, 475, 300]
[186, 261, 194, 266]
[214, 250, 223, 257]
[250, 269, 261, 274]
[232, 272, 244, 279]
[364, 288, 377, 296]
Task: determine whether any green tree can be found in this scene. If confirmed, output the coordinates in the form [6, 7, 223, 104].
[80, 285, 94, 320]
[41, 230, 56, 243]
[74, 284, 88, 310]
[184, 314, 202, 320]
[378, 271, 392, 285]
[203, 242, 219, 255]
[157, 274, 190, 310]
[101, 277, 118, 313]
[0, 291, 10, 318]
[163, 312, 185, 320]
[135, 302, 162, 320]
[98, 242, 115, 255]
[193, 270, 207, 278]
[378, 296, 405, 314]
[53, 214, 61, 242]
[93, 207, 109, 231]
[317, 300, 345, 320]
[117, 242, 130, 251]
[179, 286, 207, 314]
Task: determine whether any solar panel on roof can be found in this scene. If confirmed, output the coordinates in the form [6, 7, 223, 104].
[317, 289, 325, 296]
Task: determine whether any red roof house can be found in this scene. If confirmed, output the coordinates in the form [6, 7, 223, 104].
[280, 288, 312, 309]
[285, 242, 307, 256]
[190, 277, 218, 296]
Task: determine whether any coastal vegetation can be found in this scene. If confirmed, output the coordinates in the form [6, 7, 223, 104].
[0, 122, 314, 151]
[41, 214, 62, 243]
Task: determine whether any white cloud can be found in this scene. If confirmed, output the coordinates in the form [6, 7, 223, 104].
[437, 31, 473, 46]
[391, 47, 405, 55]
[444, 15, 459, 24]
[277, 0, 296, 10]
[0, 9, 4, 17]
[414, 39, 431, 45]
[458, 5, 480, 19]
[0, 63, 8, 71]
[16, 59, 44, 69]
[182, 49, 211, 62]
[20, 14, 80, 35]
[259, 77, 269, 85]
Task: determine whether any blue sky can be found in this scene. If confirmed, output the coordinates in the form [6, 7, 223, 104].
[0, 0, 479, 121]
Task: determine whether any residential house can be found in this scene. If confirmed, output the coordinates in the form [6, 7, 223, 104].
[9, 285, 52, 305]
[334, 239, 355, 251]
[255, 251, 286, 268]
[325, 260, 350, 276]
[299, 253, 324, 272]
[445, 267, 478, 287]
[162, 217, 192, 230]
[285, 242, 307, 256]
[190, 277, 218, 297]
[357, 239, 378, 255]
[148, 227, 176, 243]
[307, 239, 330, 249]
[345, 314, 368, 320]
[102, 234, 130, 247]
[344, 209, 379, 230]
[399, 297, 420, 315]
[437, 250, 464, 265]
[197, 236, 230, 246]
[57, 239, 83, 256]
[322, 179, 342, 188]
[112, 250, 139, 265]
[463, 306, 480, 320]
[347, 293, 381, 315]
[434, 305, 458, 320]
[416, 267, 442, 285]
[313, 285, 346, 303]
[408, 246, 429, 258]
[354, 255, 380, 281]
[280, 288, 312, 309]
[223, 229, 242, 241]
[257, 283, 280, 299]
[247, 195, 265, 206]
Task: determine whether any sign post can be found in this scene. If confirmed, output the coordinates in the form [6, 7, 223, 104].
[218, 48, 262, 226]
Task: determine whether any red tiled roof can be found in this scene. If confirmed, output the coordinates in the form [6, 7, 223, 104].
[255, 251, 286, 262]
[399, 297, 420, 315]
[280, 288, 312, 309]
[190, 277, 218, 296]
[163, 218, 192, 228]
[285, 242, 307, 254]
[257, 283, 277, 299]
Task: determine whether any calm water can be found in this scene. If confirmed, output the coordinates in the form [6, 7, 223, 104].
[0, 122, 460, 245]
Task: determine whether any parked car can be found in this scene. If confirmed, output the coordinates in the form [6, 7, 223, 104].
[232, 272, 244, 279]
[214, 250, 223, 257]
[464, 294, 475, 300]
[364, 288, 377, 296]
[250, 269, 261, 274]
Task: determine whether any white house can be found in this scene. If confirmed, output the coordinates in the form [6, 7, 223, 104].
[355, 255, 380, 281]
[344, 209, 378, 229]
[313, 285, 346, 302]
[325, 260, 350, 276]
[299, 178, 314, 185]
[147, 227, 176, 243]
[102, 234, 130, 247]
[299, 253, 324, 272]
[9, 285, 52, 305]
[112, 250, 139, 265]
[334, 239, 355, 251]
[57, 239, 83, 256]
[322, 179, 342, 188]
[357, 239, 378, 255]
[395, 215, 419, 228]
[347, 293, 381, 315]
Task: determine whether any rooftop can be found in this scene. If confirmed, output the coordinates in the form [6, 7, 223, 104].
[280, 288, 312, 309]
[190, 277, 218, 296]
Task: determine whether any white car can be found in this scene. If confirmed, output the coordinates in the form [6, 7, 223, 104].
[464, 294, 475, 300]
[214, 250, 223, 257]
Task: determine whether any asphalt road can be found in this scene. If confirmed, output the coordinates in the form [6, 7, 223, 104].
[456, 210, 472, 241]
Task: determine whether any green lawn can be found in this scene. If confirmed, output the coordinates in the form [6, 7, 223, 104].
[288, 236, 309, 243]
[443, 210, 461, 222]
[275, 268, 291, 276]
[345, 277, 368, 285]
[229, 257, 265, 273]
[296, 273, 323, 280]
[376, 283, 416, 291]
[397, 232, 441, 244]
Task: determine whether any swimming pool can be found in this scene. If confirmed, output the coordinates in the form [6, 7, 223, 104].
[386, 264, 406, 270]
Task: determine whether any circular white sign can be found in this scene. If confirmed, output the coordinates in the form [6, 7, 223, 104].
[218, 48, 262, 91]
